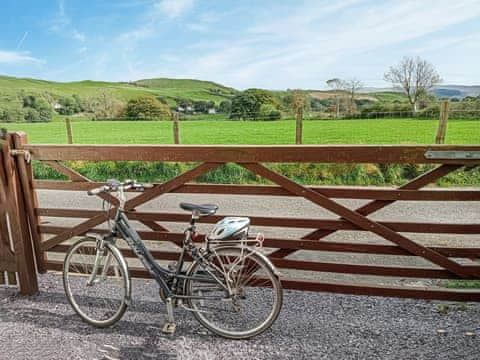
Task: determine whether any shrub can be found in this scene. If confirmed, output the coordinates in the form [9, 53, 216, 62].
[125, 96, 172, 120]
[218, 100, 231, 114]
[33, 98, 53, 122]
[230, 89, 278, 120]
[24, 108, 41, 122]
[58, 95, 84, 115]
[259, 104, 281, 120]
[0, 107, 24, 122]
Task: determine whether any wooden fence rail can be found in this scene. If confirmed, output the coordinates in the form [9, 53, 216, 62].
[1, 130, 480, 301]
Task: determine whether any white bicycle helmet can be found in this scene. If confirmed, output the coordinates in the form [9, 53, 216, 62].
[208, 217, 250, 241]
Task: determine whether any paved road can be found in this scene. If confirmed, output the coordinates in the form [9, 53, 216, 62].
[38, 189, 480, 285]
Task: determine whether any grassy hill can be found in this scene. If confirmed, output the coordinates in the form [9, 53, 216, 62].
[0, 75, 237, 110]
[131, 78, 237, 102]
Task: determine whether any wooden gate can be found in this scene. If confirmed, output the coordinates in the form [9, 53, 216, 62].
[7, 131, 480, 300]
[0, 131, 37, 295]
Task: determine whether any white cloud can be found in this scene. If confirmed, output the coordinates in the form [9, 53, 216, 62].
[0, 50, 44, 64]
[186, 23, 208, 32]
[50, 0, 87, 42]
[72, 29, 86, 42]
[154, 0, 195, 19]
[177, 0, 480, 89]
[49, 0, 69, 32]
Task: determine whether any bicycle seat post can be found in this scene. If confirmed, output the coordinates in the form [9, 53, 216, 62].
[190, 210, 200, 226]
[118, 186, 126, 210]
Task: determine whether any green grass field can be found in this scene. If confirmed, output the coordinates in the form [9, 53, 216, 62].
[1, 118, 478, 145]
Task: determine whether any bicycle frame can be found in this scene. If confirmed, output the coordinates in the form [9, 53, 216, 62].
[96, 207, 230, 301]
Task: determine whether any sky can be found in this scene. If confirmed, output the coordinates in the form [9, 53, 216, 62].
[0, 0, 479, 90]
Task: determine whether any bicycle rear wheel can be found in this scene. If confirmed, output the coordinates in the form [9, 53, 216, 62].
[63, 238, 130, 327]
[185, 246, 282, 339]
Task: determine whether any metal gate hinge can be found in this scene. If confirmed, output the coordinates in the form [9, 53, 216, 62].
[10, 149, 31, 164]
[425, 150, 480, 160]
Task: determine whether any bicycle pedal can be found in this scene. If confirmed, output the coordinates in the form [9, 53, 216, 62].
[162, 322, 176, 335]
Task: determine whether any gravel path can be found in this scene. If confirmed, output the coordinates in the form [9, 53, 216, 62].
[0, 273, 479, 360]
[1, 190, 478, 359]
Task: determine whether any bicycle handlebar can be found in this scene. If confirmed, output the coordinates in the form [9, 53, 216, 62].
[87, 180, 153, 196]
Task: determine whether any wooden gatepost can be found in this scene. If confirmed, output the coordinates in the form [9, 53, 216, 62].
[0, 129, 38, 295]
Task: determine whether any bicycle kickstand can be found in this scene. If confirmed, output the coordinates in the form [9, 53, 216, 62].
[162, 298, 176, 335]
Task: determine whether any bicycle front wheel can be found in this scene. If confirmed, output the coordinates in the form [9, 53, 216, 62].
[63, 238, 130, 327]
[185, 246, 283, 339]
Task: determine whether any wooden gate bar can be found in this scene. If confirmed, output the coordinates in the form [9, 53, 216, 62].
[278, 278, 480, 302]
[23, 144, 480, 164]
[36, 208, 480, 234]
[40, 162, 221, 251]
[240, 163, 478, 279]
[268, 164, 463, 260]
[0, 134, 38, 294]
[39, 225, 480, 258]
[357, 164, 462, 215]
[12, 133, 46, 273]
[124, 162, 221, 210]
[34, 180, 480, 201]
[44, 160, 120, 206]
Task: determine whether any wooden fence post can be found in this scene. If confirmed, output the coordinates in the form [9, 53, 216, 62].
[12, 132, 47, 273]
[173, 112, 180, 144]
[435, 101, 450, 144]
[295, 108, 303, 145]
[65, 117, 73, 144]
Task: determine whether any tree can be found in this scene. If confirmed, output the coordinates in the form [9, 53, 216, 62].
[230, 89, 278, 120]
[125, 96, 171, 120]
[384, 56, 441, 112]
[58, 95, 84, 115]
[326, 78, 343, 118]
[84, 90, 125, 120]
[230, 92, 259, 119]
[259, 104, 281, 120]
[20, 95, 53, 122]
[343, 79, 363, 115]
[218, 100, 231, 114]
[24, 108, 40, 122]
[0, 107, 24, 122]
[33, 98, 53, 122]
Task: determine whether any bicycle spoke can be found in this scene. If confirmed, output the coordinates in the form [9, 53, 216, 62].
[186, 247, 282, 339]
[64, 239, 128, 327]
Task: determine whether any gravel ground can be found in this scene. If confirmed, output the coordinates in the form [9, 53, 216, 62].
[1, 190, 479, 359]
[0, 272, 479, 360]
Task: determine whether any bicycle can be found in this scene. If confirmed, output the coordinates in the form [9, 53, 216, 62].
[63, 179, 283, 339]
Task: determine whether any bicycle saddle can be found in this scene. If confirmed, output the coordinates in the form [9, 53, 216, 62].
[180, 202, 218, 216]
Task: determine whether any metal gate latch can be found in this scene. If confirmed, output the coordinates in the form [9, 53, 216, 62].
[424, 151, 480, 160]
[10, 149, 31, 164]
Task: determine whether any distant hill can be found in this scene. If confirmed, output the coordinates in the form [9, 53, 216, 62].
[0, 75, 477, 113]
[0, 75, 237, 108]
[432, 85, 480, 99]
[362, 84, 480, 99]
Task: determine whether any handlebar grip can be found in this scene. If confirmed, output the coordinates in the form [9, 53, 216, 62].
[87, 186, 105, 196]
